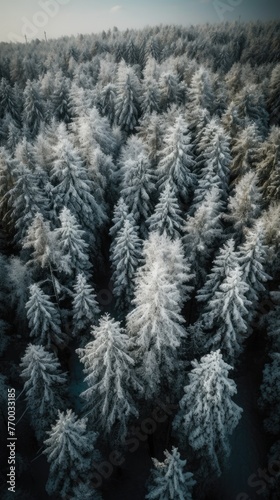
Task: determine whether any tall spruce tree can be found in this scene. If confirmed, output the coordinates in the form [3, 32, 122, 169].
[111, 218, 142, 311]
[173, 350, 242, 478]
[44, 409, 101, 498]
[146, 447, 196, 500]
[77, 314, 142, 442]
[20, 344, 67, 440]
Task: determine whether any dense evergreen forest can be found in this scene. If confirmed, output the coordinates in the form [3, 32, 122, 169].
[0, 20, 280, 500]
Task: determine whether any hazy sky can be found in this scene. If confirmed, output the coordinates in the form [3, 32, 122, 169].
[0, 0, 279, 43]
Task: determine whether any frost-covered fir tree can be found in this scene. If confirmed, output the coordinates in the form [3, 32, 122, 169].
[238, 222, 270, 307]
[0, 78, 21, 126]
[77, 314, 142, 442]
[115, 60, 141, 131]
[256, 127, 280, 203]
[109, 198, 133, 238]
[141, 77, 160, 116]
[22, 80, 45, 138]
[183, 187, 223, 284]
[188, 66, 214, 115]
[157, 115, 196, 202]
[6, 161, 47, 244]
[44, 409, 100, 498]
[137, 112, 164, 167]
[73, 107, 117, 158]
[23, 213, 55, 268]
[268, 63, 280, 126]
[20, 344, 67, 440]
[197, 125, 231, 198]
[202, 266, 251, 362]
[146, 447, 196, 500]
[230, 124, 260, 178]
[139, 231, 194, 308]
[127, 260, 187, 399]
[51, 133, 106, 242]
[159, 71, 184, 111]
[98, 82, 117, 125]
[121, 150, 155, 236]
[147, 183, 184, 239]
[72, 273, 100, 339]
[191, 162, 223, 210]
[226, 171, 261, 235]
[259, 353, 280, 434]
[26, 284, 65, 347]
[173, 350, 242, 478]
[51, 72, 72, 124]
[54, 207, 91, 277]
[111, 218, 142, 310]
[196, 239, 238, 304]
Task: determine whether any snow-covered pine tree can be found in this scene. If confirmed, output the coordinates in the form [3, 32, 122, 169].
[115, 60, 141, 131]
[159, 71, 184, 111]
[137, 112, 164, 167]
[22, 212, 71, 290]
[73, 107, 117, 158]
[0, 78, 21, 126]
[173, 350, 242, 478]
[147, 183, 184, 240]
[26, 283, 65, 347]
[196, 238, 238, 304]
[157, 115, 196, 203]
[5, 160, 47, 244]
[44, 409, 101, 498]
[230, 123, 260, 178]
[226, 171, 261, 236]
[238, 221, 270, 307]
[121, 149, 155, 237]
[54, 207, 91, 278]
[51, 72, 72, 124]
[234, 84, 269, 138]
[146, 447, 196, 500]
[202, 266, 251, 362]
[256, 126, 280, 203]
[98, 82, 117, 125]
[127, 260, 187, 399]
[194, 122, 231, 207]
[20, 344, 67, 440]
[188, 66, 214, 115]
[183, 187, 223, 284]
[109, 197, 133, 237]
[187, 106, 210, 150]
[77, 314, 142, 442]
[72, 273, 100, 340]
[138, 231, 194, 308]
[268, 63, 280, 126]
[22, 80, 45, 138]
[191, 162, 223, 210]
[111, 218, 142, 311]
[259, 353, 280, 434]
[51, 132, 107, 242]
[141, 77, 160, 116]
